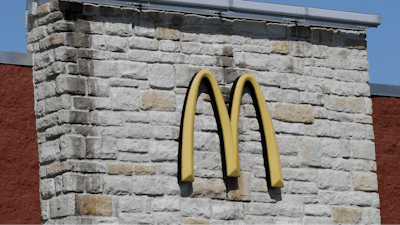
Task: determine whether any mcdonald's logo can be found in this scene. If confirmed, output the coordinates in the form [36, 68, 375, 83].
[180, 70, 284, 188]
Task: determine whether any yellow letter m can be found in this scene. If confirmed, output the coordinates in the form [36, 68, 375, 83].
[180, 70, 284, 188]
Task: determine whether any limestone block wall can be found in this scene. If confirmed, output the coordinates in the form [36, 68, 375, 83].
[27, 0, 380, 224]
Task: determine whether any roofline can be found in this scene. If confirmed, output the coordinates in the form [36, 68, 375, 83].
[370, 83, 400, 98]
[31, 0, 380, 30]
[0, 51, 32, 67]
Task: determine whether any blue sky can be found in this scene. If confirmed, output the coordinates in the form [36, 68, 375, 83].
[0, 1, 397, 85]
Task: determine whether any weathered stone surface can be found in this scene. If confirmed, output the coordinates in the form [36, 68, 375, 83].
[50, 195, 76, 218]
[148, 64, 175, 89]
[157, 27, 181, 40]
[227, 172, 251, 201]
[141, 90, 176, 111]
[184, 218, 210, 224]
[86, 137, 117, 159]
[273, 104, 314, 123]
[212, 202, 243, 220]
[40, 179, 55, 200]
[109, 164, 133, 175]
[62, 173, 84, 193]
[77, 195, 113, 216]
[111, 88, 141, 111]
[299, 137, 321, 167]
[60, 135, 85, 159]
[104, 176, 132, 195]
[134, 165, 156, 175]
[333, 207, 362, 224]
[271, 41, 290, 54]
[318, 170, 351, 191]
[353, 172, 378, 191]
[181, 198, 211, 218]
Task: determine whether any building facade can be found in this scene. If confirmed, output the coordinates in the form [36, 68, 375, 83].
[23, 0, 385, 224]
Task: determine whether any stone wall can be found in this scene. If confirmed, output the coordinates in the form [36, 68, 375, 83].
[27, 0, 380, 224]
[0, 64, 40, 224]
[372, 97, 400, 224]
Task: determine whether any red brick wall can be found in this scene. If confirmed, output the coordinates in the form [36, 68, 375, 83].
[373, 96, 400, 224]
[0, 64, 41, 224]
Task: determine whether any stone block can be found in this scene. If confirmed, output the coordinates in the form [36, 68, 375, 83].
[40, 178, 55, 200]
[141, 90, 176, 111]
[181, 198, 211, 218]
[212, 202, 243, 220]
[104, 176, 132, 195]
[56, 76, 86, 95]
[111, 88, 141, 111]
[92, 111, 124, 126]
[276, 196, 303, 217]
[60, 135, 85, 159]
[153, 126, 179, 140]
[129, 37, 159, 50]
[245, 203, 277, 216]
[65, 33, 91, 48]
[333, 207, 361, 224]
[270, 55, 303, 74]
[119, 214, 154, 224]
[273, 104, 313, 123]
[106, 36, 128, 52]
[109, 164, 133, 175]
[325, 96, 364, 114]
[149, 141, 178, 162]
[234, 52, 270, 71]
[304, 204, 331, 217]
[39, 33, 65, 50]
[62, 173, 84, 193]
[135, 165, 156, 175]
[39, 140, 60, 163]
[148, 64, 175, 89]
[118, 61, 148, 79]
[226, 172, 251, 201]
[156, 27, 181, 40]
[88, 78, 110, 97]
[152, 196, 180, 212]
[129, 50, 158, 62]
[318, 170, 351, 191]
[126, 123, 153, 139]
[184, 218, 210, 224]
[119, 197, 144, 213]
[77, 195, 113, 216]
[353, 172, 378, 191]
[85, 175, 102, 194]
[50, 195, 76, 218]
[299, 137, 321, 167]
[73, 97, 95, 110]
[86, 137, 117, 159]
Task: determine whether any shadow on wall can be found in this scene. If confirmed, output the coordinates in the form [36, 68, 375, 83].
[177, 72, 282, 201]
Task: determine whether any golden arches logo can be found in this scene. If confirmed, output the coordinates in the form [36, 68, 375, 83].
[181, 70, 284, 188]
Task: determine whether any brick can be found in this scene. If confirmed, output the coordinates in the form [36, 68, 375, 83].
[77, 195, 112, 216]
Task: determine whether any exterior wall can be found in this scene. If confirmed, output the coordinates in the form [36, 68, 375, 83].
[372, 97, 400, 224]
[27, 0, 380, 224]
[0, 64, 40, 224]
